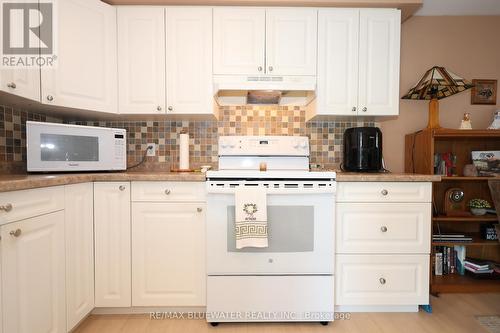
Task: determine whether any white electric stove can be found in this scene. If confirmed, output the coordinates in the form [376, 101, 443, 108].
[206, 136, 336, 325]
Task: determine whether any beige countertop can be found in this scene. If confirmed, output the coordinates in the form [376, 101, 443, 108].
[0, 171, 441, 193]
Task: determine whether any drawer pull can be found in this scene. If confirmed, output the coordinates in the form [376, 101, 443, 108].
[9, 229, 21, 237]
[379, 277, 386, 285]
[0, 203, 13, 212]
[381, 189, 388, 196]
[197, 207, 203, 212]
[380, 226, 388, 232]
[119, 185, 126, 191]
[165, 189, 171, 195]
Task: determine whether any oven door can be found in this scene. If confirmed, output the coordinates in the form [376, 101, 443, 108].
[26, 122, 125, 172]
[206, 183, 335, 275]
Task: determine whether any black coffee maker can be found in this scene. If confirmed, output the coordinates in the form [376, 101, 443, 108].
[343, 127, 383, 172]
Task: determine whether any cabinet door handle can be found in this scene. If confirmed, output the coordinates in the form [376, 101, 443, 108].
[381, 189, 388, 196]
[7, 82, 16, 89]
[9, 229, 21, 237]
[268, 66, 273, 72]
[165, 189, 171, 195]
[258, 66, 263, 72]
[46, 95, 54, 101]
[197, 207, 203, 212]
[119, 185, 126, 191]
[352, 107, 356, 112]
[168, 106, 173, 111]
[379, 277, 386, 285]
[156, 106, 162, 111]
[380, 226, 388, 233]
[0, 203, 13, 212]
[362, 107, 367, 112]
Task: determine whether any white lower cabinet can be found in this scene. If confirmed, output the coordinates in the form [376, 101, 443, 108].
[94, 182, 131, 307]
[1, 211, 66, 333]
[65, 183, 94, 330]
[336, 254, 429, 306]
[335, 181, 432, 311]
[132, 202, 206, 306]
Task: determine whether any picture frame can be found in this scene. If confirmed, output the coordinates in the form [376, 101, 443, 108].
[471, 79, 497, 105]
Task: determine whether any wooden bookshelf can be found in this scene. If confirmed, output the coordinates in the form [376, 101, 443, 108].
[405, 128, 500, 294]
[432, 274, 500, 293]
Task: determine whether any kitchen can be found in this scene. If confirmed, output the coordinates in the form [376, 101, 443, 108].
[0, 0, 499, 332]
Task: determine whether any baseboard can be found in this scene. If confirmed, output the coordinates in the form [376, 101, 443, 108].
[92, 306, 207, 315]
[335, 305, 419, 313]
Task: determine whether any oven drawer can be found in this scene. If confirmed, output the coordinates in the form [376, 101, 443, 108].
[207, 275, 334, 322]
[131, 181, 206, 202]
[335, 254, 429, 306]
[336, 182, 431, 203]
[336, 203, 431, 254]
[0, 186, 64, 225]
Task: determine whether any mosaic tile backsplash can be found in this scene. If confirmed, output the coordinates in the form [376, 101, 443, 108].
[0, 104, 376, 173]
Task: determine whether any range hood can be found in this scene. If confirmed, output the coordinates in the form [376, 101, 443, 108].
[213, 75, 316, 106]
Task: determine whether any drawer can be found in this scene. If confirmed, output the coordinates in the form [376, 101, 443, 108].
[335, 254, 429, 306]
[0, 186, 64, 224]
[337, 182, 432, 203]
[336, 203, 431, 254]
[132, 181, 206, 202]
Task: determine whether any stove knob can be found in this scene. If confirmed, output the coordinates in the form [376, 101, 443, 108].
[220, 141, 228, 149]
[300, 141, 308, 149]
[293, 140, 300, 149]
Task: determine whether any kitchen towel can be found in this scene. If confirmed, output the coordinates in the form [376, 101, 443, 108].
[234, 186, 268, 249]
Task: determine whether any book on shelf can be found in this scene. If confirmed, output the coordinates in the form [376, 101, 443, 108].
[463, 258, 499, 276]
[433, 246, 467, 276]
[432, 234, 473, 242]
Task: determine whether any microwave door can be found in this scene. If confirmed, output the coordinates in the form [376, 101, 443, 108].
[40, 133, 99, 164]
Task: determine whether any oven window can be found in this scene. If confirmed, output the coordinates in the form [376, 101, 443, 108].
[227, 206, 314, 253]
[40, 133, 99, 161]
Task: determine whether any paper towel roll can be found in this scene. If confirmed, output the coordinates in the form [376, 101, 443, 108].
[179, 133, 189, 170]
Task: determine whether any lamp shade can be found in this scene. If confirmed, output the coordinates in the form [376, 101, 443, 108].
[402, 66, 473, 100]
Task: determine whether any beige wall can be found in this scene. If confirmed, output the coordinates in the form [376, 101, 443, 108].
[380, 15, 500, 172]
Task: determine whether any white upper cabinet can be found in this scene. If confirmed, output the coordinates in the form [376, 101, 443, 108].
[316, 8, 401, 117]
[358, 9, 401, 116]
[117, 7, 166, 114]
[41, 0, 117, 113]
[0, 69, 41, 102]
[317, 9, 359, 115]
[265, 8, 317, 76]
[166, 7, 213, 114]
[213, 8, 265, 75]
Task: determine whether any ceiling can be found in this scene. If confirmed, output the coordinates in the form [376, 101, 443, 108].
[415, 0, 500, 16]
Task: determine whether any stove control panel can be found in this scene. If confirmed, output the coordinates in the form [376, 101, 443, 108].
[218, 136, 309, 156]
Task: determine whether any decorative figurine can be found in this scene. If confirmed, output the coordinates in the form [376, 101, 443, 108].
[488, 110, 500, 129]
[459, 112, 472, 130]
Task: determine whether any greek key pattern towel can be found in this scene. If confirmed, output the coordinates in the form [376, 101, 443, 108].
[235, 186, 268, 249]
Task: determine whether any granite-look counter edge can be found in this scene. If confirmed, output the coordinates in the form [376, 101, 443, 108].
[0, 171, 442, 193]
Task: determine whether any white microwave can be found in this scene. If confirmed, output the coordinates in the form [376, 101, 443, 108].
[27, 121, 126, 172]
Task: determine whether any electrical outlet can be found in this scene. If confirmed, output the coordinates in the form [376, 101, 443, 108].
[146, 143, 156, 157]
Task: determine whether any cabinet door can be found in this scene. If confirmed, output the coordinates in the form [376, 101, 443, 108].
[65, 183, 94, 330]
[166, 7, 212, 114]
[94, 182, 131, 307]
[317, 9, 359, 115]
[132, 203, 206, 306]
[265, 8, 317, 76]
[117, 7, 165, 114]
[213, 8, 265, 75]
[0, 69, 40, 101]
[1, 211, 66, 333]
[41, 0, 117, 113]
[358, 9, 401, 116]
